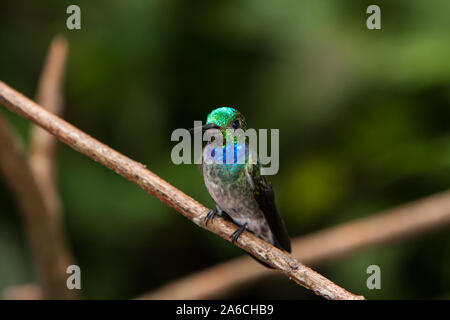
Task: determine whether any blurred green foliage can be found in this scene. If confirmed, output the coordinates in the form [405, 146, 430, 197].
[0, 0, 449, 299]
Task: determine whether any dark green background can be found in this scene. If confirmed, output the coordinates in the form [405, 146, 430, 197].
[0, 0, 449, 299]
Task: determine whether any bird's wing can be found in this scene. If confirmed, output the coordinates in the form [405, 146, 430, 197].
[245, 162, 291, 252]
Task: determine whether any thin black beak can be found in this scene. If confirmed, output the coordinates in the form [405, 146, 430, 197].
[189, 123, 221, 134]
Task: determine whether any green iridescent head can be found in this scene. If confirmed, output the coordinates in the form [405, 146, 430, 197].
[206, 107, 247, 131]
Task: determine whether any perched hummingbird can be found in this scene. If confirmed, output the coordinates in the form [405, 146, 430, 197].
[191, 107, 291, 265]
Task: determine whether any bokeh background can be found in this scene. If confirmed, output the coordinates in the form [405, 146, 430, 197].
[1, 0, 449, 299]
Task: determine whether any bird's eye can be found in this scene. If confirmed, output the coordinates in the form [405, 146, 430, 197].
[232, 119, 240, 129]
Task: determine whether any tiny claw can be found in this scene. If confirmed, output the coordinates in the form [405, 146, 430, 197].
[205, 209, 218, 226]
[231, 223, 248, 244]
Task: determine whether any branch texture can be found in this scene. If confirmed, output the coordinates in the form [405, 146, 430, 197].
[0, 81, 364, 300]
[139, 190, 450, 299]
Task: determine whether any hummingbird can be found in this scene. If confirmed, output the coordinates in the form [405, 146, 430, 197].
[191, 107, 291, 265]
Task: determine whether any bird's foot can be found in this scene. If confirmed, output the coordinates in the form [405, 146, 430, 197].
[205, 208, 219, 226]
[231, 223, 248, 244]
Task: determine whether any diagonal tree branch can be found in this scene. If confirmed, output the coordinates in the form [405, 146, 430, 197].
[0, 37, 76, 299]
[0, 81, 364, 300]
[139, 190, 450, 299]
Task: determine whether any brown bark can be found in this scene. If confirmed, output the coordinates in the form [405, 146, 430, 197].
[0, 80, 364, 300]
[139, 190, 450, 299]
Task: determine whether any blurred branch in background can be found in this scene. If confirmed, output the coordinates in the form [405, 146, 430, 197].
[0, 36, 77, 299]
[30, 35, 67, 217]
[0, 81, 364, 300]
[140, 191, 450, 299]
[2, 284, 42, 300]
